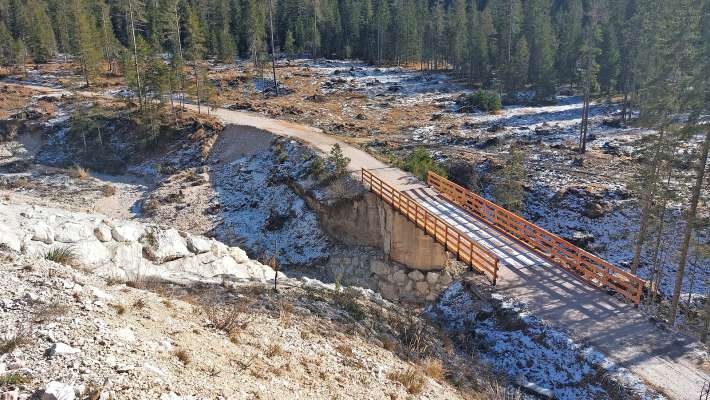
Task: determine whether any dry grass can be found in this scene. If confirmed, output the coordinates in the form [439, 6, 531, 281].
[0, 328, 31, 355]
[32, 301, 70, 324]
[174, 348, 191, 365]
[44, 246, 77, 266]
[266, 343, 285, 358]
[421, 358, 445, 381]
[203, 301, 252, 334]
[388, 367, 426, 395]
[110, 303, 127, 315]
[69, 165, 90, 180]
[132, 298, 147, 309]
[335, 344, 354, 357]
[101, 184, 116, 196]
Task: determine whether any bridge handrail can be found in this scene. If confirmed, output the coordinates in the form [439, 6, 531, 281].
[427, 171, 645, 304]
[361, 169, 500, 285]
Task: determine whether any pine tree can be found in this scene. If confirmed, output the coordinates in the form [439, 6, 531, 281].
[578, 0, 602, 153]
[554, 0, 583, 87]
[24, 0, 57, 63]
[0, 21, 13, 66]
[524, 0, 556, 99]
[597, 21, 620, 93]
[284, 30, 295, 58]
[494, 142, 526, 213]
[507, 36, 529, 91]
[70, 0, 102, 87]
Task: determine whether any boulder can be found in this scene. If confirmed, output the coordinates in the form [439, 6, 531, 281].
[73, 240, 109, 265]
[111, 242, 146, 271]
[143, 229, 191, 263]
[205, 256, 250, 279]
[42, 382, 75, 400]
[111, 223, 144, 242]
[30, 221, 54, 244]
[370, 260, 390, 276]
[0, 227, 22, 252]
[185, 234, 211, 254]
[426, 272, 440, 285]
[229, 247, 249, 263]
[408, 270, 425, 282]
[48, 343, 80, 357]
[94, 224, 112, 242]
[54, 222, 92, 243]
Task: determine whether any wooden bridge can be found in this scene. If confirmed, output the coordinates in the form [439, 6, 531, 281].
[361, 169, 645, 304]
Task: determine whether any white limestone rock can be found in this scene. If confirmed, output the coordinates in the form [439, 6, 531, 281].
[73, 240, 109, 265]
[185, 234, 211, 254]
[54, 222, 92, 243]
[30, 220, 54, 244]
[94, 224, 112, 242]
[48, 343, 80, 357]
[205, 256, 250, 279]
[41, 382, 75, 400]
[0, 227, 21, 252]
[111, 222, 144, 242]
[144, 229, 191, 263]
[229, 246, 249, 263]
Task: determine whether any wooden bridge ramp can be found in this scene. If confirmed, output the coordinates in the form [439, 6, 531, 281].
[361, 169, 644, 304]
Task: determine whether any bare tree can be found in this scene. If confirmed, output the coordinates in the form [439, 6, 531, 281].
[268, 0, 278, 96]
[670, 130, 709, 326]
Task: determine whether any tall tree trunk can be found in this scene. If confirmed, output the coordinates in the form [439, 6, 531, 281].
[268, 0, 278, 96]
[631, 128, 666, 274]
[702, 294, 710, 343]
[174, 4, 185, 112]
[127, 0, 143, 109]
[670, 130, 710, 326]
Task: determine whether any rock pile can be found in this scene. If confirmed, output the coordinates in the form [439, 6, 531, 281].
[0, 203, 278, 285]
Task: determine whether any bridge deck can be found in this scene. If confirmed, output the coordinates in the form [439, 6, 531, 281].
[406, 187, 551, 273]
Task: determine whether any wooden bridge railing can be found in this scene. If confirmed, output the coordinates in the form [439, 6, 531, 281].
[427, 171, 645, 304]
[362, 169, 500, 284]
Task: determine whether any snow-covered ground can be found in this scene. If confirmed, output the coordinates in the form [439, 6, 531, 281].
[431, 282, 667, 400]
[211, 139, 331, 266]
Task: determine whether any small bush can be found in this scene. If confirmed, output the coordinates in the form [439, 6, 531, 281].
[266, 343, 285, 357]
[174, 348, 191, 365]
[308, 156, 325, 178]
[457, 90, 502, 113]
[0, 329, 31, 355]
[110, 303, 127, 315]
[203, 302, 251, 334]
[388, 367, 426, 394]
[32, 301, 70, 324]
[327, 143, 350, 176]
[332, 288, 367, 321]
[421, 358, 445, 381]
[132, 298, 147, 309]
[0, 372, 30, 387]
[102, 184, 116, 197]
[402, 148, 448, 182]
[44, 246, 77, 266]
[69, 165, 90, 180]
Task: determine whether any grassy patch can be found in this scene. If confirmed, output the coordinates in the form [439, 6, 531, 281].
[388, 367, 426, 395]
[44, 246, 77, 266]
[0, 372, 30, 387]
